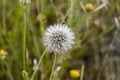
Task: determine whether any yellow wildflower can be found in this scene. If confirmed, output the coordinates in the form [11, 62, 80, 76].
[85, 3, 94, 11]
[70, 69, 80, 78]
[0, 49, 8, 59]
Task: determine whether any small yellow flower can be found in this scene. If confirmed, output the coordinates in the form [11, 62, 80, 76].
[85, 3, 94, 11]
[0, 49, 8, 59]
[70, 69, 80, 78]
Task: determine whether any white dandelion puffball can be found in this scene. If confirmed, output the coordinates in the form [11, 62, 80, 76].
[43, 24, 75, 54]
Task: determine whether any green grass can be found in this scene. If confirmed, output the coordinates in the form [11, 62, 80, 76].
[0, 0, 120, 80]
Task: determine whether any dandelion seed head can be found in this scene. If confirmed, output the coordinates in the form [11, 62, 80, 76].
[43, 24, 75, 54]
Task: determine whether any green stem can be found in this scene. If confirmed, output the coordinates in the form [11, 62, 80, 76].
[2, 0, 6, 34]
[23, 4, 27, 75]
[50, 0, 59, 22]
[61, 8, 71, 23]
[36, 0, 44, 36]
[80, 65, 85, 80]
[36, 0, 39, 12]
[50, 0, 56, 10]
[68, 0, 74, 25]
[4, 61, 14, 80]
[49, 53, 57, 80]
[30, 49, 47, 80]
[96, 54, 108, 80]
[40, 0, 44, 36]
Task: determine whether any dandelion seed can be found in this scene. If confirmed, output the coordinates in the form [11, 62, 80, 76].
[43, 24, 75, 54]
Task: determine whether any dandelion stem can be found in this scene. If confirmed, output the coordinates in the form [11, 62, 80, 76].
[49, 53, 57, 80]
[80, 65, 85, 80]
[30, 49, 47, 80]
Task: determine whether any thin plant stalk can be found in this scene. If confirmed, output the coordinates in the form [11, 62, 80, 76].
[49, 53, 57, 80]
[2, 0, 6, 34]
[50, 0, 62, 22]
[4, 61, 14, 80]
[80, 65, 85, 80]
[23, 4, 27, 75]
[68, 0, 74, 25]
[36, 0, 39, 12]
[40, 0, 44, 36]
[30, 49, 47, 80]
[61, 8, 71, 23]
[36, 0, 44, 36]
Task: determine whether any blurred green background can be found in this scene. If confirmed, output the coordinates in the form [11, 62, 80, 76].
[0, 0, 120, 80]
